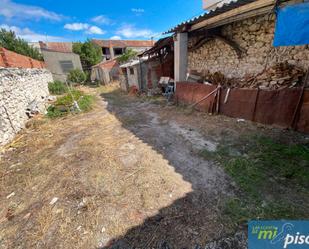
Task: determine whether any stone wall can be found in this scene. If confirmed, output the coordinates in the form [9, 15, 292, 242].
[0, 68, 52, 146]
[188, 14, 309, 79]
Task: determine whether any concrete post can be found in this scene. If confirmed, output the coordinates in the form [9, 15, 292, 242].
[174, 32, 188, 82]
[109, 46, 115, 60]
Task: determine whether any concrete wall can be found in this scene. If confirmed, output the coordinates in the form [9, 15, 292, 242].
[126, 66, 140, 89]
[0, 68, 52, 146]
[188, 14, 309, 79]
[41, 50, 83, 81]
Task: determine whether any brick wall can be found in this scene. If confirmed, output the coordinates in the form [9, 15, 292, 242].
[0, 47, 45, 69]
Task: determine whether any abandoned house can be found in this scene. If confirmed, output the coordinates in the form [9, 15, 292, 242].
[92, 39, 154, 61]
[91, 58, 120, 84]
[119, 36, 174, 92]
[38, 42, 83, 81]
[163, 0, 309, 132]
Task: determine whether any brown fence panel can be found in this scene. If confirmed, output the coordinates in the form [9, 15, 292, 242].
[176, 82, 217, 111]
[220, 88, 257, 120]
[254, 88, 301, 128]
[297, 90, 309, 132]
[176, 82, 309, 133]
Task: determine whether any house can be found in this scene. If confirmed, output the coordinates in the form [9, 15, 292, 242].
[92, 39, 154, 61]
[167, 0, 309, 83]
[38, 42, 83, 81]
[119, 37, 174, 92]
[163, 0, 309, 132]
[91, 59, 120, 84]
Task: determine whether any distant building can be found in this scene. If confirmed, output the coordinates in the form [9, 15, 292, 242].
[92, 39, 154, 61]
[38, 42, 83, 81]
[91, 59, 120, 85]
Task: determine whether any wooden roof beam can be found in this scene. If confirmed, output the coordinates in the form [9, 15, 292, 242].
[190, 0, 276, 32]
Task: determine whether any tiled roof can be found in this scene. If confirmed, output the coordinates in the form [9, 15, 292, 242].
[39, 42, 73, 53]
[92, 39, 154, 48]
[164, 0, 257, 34]
[92, 59, 119, 69]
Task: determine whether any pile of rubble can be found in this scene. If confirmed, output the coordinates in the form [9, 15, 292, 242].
[190, 62, 305, 90]
[240, 62, 304, 90]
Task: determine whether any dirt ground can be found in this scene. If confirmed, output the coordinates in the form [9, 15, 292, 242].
[0, 85, 308, 249]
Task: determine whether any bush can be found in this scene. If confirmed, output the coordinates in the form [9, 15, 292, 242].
[48, 81, 67, 95]
[67, 69, 86, 84]
[46, 90, 94, 118]
[117, 48, 138, 64]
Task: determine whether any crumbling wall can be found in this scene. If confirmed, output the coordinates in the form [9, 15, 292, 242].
[188, 14, 309, 79]
[0, 68, 52, 146]
[0, 47, 45, 69]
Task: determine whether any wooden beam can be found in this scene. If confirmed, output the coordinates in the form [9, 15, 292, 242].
[190, 0, 275, 31]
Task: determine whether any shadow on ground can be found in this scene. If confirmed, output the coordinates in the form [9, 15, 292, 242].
[99, 90, 244, 249]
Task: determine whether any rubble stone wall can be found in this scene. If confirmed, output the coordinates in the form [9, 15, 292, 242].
[0, 68, 52, 146]
[188, 14, 309, 79]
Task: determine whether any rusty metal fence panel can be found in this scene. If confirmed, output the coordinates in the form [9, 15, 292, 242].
[175, 82, 309, 133]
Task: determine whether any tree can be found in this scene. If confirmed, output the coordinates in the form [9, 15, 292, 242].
[0, 29, 43, 61]
[73, 40, 102, 70]
[117, 48, 138, 64]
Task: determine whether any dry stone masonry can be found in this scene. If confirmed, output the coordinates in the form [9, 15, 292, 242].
[188, 14, 309, 87]
[0, 68, 52, 146]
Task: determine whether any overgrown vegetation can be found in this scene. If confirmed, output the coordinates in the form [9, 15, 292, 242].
[47, 89, 94, 118]
[200, 135, 309, 225]
[117, 48, 138, 63]
[0, 29, 43, 61]
[73, 40, 102, 70]
[48, 81, 68, 95]
[67, 69, 87, 84]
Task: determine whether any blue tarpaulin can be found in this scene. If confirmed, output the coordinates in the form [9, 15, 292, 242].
[273, 2, 309, 47]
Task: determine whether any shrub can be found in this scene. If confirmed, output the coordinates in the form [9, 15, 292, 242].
[48, 81, 67, 95]
[67, 69, 86, 84]
[117, 48, 138, 64]
[46, 90, 94, 118]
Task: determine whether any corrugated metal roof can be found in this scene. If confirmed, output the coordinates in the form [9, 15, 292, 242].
[164, 0, 257, 34]
[92, 39, 154, 48]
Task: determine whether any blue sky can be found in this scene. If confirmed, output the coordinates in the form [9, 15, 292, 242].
[0, 0, 204, 42]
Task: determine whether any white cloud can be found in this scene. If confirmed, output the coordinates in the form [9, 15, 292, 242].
[86, 26, 105, 35]
[116, 24, 153, 39]
[110, 35, 121, 40]
[131, 8, 145, 13]
[64, 23, 105, 35]
[64, 23, 89, 31]
[0, 24, 64, 42]
[91, 15, 112, 25]
[0, 0, 63, 21]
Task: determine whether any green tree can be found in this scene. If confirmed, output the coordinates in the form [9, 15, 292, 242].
[73, 40, 102, 70]
[117, 48, 138, 63]
[0, 29, 43, 61]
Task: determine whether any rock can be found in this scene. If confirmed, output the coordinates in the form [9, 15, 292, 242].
[6, 192, 15, 199]
[49, 197, 59, 205]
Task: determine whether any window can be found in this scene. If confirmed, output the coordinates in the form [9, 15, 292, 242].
[114, 47, 124, 56]
[59, 60, 74, 73]
[129, 67, 134, 75]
